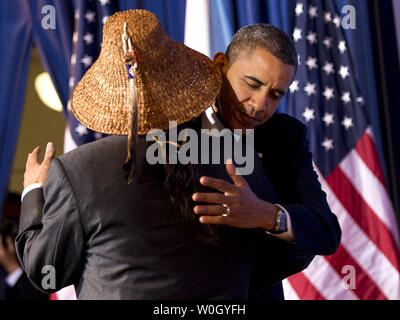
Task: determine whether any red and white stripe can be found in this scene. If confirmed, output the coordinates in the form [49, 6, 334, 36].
[284, 127, 400, 300]
[49, 285, 77, 300]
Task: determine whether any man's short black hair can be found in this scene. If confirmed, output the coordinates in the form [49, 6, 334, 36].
[226, 23, 298, 69]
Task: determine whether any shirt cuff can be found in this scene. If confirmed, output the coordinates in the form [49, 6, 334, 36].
[265, 204, 296, 243]
[5, 267, 23, 287]
[21, 183, 44, 202]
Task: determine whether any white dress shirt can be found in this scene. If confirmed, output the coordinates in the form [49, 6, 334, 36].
[5, 267, 23, 287]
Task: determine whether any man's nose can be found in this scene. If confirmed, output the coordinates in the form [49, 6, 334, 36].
[250, 91, 268, 113]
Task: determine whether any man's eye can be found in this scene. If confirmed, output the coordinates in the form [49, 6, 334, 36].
[272, 92, 283, 100]
[246, 82, 259, 89]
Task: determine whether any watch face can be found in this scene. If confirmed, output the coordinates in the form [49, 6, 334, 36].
[279, 211, 288, 232]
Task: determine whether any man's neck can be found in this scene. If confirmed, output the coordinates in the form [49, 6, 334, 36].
[213, 97, 231, 130]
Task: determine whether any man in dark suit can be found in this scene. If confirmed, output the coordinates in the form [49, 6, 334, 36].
[192, 24, 341, 299]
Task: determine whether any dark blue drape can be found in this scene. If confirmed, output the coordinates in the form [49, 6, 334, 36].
[118, 0, 186, 43]
[27, 0, 75, 113]
[0, 1, 32, 217]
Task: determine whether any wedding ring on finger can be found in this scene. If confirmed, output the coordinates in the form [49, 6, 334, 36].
[222, 203, 231, 217]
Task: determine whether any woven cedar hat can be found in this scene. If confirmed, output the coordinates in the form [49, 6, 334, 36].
[71, 9, 222, 135]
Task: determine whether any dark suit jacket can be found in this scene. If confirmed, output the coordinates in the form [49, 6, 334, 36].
[248, 113, 341, 299]
[15, 128, 290, 299]
[15, 114, 341, 300]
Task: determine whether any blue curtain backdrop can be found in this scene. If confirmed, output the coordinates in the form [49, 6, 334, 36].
[0, 1, 33, 216]
[27, 0, 75, 114]
[0, 0, 394, 216]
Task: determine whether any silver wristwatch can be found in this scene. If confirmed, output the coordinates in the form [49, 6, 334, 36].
[272, 207, 288, 234]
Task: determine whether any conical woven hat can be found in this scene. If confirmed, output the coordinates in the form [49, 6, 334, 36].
[71, 9, 221, 135]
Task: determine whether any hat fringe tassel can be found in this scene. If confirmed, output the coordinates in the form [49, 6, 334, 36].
[125, 77, 138, 184]
[122, 22, 139, 184]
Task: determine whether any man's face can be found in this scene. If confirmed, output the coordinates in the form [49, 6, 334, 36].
[215, 47, 295, 130]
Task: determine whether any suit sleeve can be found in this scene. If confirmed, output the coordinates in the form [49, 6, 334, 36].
[280, 122, 341, 256]
[15, 158, 85, 294]
[5, 273, 49, 300]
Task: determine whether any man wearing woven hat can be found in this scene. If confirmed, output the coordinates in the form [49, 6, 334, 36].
[15, 10, 300, 300]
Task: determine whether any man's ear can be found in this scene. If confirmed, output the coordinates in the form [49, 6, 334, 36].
[213, 52, 229, 74]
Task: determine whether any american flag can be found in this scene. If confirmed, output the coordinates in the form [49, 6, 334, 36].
[64, 0, 117, 152]
[284, 0, 400, 299]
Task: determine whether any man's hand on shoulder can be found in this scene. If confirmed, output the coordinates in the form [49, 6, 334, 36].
[24, 142, 56, 189]
[192, 159, 278, 230]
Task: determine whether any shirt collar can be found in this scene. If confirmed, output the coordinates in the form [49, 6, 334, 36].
[201, 107, 241, 142]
